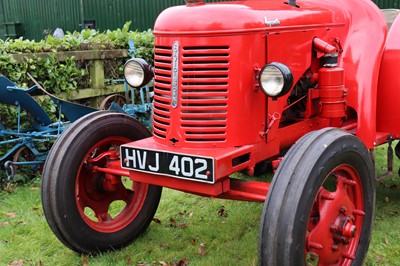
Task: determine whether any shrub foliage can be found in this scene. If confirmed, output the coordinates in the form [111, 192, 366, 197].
[0, 21, 154, 95]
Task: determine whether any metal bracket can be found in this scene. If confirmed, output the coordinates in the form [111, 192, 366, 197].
[376, 136, 393, 181]
[260, 112, 281, 138]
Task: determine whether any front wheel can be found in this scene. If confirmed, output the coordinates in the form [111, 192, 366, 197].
[41, 111, 162, 253]
[259, 128, 375, 265]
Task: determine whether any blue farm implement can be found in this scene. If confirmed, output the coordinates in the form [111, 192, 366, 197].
[0, 75, 97, 190]
[0, 74, 153, 191]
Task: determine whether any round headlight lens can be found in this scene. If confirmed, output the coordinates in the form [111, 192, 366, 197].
[124, 59, 153, 88]
[259, 63, 293, 98]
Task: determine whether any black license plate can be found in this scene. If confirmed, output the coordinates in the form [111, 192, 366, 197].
[120, 146, 215, 183]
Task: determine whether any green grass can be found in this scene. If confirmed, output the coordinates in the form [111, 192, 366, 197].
[1, 144, 400, 265]
[0, 180, 261, 266]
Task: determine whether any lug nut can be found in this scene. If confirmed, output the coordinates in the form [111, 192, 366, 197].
[343, 179, 357, 186]
[342, 253, 356, 260]
[308, 241, 323, 250]
[321, 192, 335, 200]
[352, 209, 365, 216]
[330, 224, 338, 232]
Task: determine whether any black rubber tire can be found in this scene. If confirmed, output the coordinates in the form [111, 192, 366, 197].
[258, 128, 375, 266]
[395, 141, 400, 159]
[41, 111, 162, 254]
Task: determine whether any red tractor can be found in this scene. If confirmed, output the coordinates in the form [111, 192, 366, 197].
[41, 0, 400, 264]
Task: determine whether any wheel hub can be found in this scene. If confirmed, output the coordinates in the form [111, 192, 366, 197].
[331, 212, 357, 251]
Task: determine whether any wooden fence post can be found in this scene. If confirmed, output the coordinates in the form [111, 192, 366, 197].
[90, 60, 105, 89]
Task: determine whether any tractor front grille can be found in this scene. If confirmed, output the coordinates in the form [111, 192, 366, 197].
[153, 45, 230, 143]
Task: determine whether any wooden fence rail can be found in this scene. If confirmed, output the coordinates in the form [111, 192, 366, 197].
[9, 49, 130, 107]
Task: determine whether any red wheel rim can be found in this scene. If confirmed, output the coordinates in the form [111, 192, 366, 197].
[306, 164, 364, 265]
[75, 136, 148, 233]
[99, 94, 127, 110]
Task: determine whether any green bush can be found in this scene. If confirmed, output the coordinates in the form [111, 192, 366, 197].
[0, 22, 154, 167]
[0, 21, 154, 95]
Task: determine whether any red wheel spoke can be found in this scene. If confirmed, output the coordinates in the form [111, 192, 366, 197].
[116, 186, 134, 203]
[96, 210, 113, 223]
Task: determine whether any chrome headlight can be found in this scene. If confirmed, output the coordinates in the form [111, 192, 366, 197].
[259, 62, 293, 98]
[124, 58, 153, 88]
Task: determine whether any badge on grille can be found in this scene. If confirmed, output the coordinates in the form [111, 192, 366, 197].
[172, 41, 180, 109]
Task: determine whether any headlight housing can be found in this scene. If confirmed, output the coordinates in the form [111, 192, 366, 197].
[124, 58, 153, 88]
[259, 62, 293, 98]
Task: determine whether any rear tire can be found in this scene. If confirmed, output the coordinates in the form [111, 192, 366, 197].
[258, 128, 375, 265]
[41, 111, 162, 253]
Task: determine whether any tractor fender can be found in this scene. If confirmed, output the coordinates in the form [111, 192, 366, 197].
[334, 1, 387, 148]
[376, 10, 400, 137]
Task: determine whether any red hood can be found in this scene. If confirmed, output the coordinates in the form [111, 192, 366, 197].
[154, 0, 345, 34]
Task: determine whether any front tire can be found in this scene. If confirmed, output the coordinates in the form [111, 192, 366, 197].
[41, 111, 162, 253]
[259, 128, 375, 265]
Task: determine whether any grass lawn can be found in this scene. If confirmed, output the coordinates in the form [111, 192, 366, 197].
[1, 144, 400, 265]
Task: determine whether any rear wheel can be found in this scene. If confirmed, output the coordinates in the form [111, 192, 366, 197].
[12, 146, 36, 175]
[41, 111, 162, 253]
[259, 128, 375, 266]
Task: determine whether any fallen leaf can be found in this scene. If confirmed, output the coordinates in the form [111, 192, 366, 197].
[159, 261, 170, 266]
[5, 212, 16, 218]
[376, 255, 383, 263]
[152, 218, 161, 224]
[188, 212, 193, 218]
[178, 258, 188, 266]
[30, 187, 40, 191]
[81, 255, 89, 266]
[169, 217, 187, 228]
[0, 222, 10, 227]
[309, 252, 318, 261]
[384, 238, 390, 245]
[198, 243, 206, 256]
[191, 238, 196, 245]
[8, 260, 23, 266]
[179, 212, 185, 218]
[32, 207, 39, 211]
[37, 261, 42, 266]
[384, 197, 389, 203]
[169, 217, 177, 227]
[178, 223, 188, 229]
[218, 206, 228, 217]
[126, 256, 132, 266]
